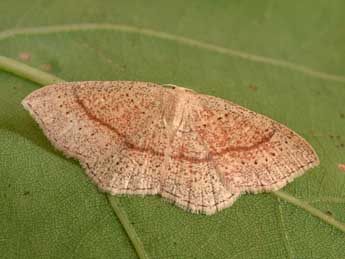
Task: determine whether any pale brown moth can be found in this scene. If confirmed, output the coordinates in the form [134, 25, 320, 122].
[22, 81, 319, 215]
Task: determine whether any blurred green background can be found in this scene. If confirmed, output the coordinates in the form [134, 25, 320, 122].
[1, 1, 345, 258]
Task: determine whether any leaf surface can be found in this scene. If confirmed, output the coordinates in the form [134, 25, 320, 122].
[1, 1, 345, 258]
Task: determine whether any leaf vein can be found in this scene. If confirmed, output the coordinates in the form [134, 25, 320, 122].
[0, 23, 345, 83]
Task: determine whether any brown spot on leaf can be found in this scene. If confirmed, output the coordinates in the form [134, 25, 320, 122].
[325, 210, 333, 216]
[338, 163, 345, 172]
[249, 84, 257, 91]
[19, 52, 31, 61]
[40, 63, 52, 71]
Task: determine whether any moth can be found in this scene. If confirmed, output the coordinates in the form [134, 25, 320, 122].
[22, 81, 319, 215]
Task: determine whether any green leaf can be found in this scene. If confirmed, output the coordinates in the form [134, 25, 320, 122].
[1, 1, 345, 258]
